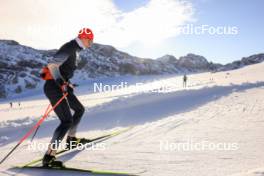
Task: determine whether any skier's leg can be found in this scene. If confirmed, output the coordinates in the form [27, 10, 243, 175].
[44, 82, 73, 154]
[43, 91, 73, 166]
[48, 96, 73, 151]
[67, 91, 85, 137]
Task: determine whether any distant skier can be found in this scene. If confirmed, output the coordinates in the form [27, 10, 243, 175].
[9, 102, 13, 108]
[183, 74, 187, 88]
[40, 28, 94, 167]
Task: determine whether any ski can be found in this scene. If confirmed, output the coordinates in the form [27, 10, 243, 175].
[16, 165, 142, 176]
[22, 127, 133, 167]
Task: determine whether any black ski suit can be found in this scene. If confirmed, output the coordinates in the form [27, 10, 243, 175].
[44, 38, 85, 147]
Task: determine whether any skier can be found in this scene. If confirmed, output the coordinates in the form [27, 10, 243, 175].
[40, 28, 94, 167]
[183, 74, 187, 88]
[10, 102, 13, 108]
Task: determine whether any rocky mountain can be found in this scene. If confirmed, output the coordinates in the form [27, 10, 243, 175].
[0, 40, 47, 98]
[178, 54, 213, 71]
[217, 53, 264, 71]
[0, 39, 263, 98]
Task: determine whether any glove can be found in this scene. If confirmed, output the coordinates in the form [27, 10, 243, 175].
[67, 84, 74, 93]
[60, 82, 69, 93]
[67, 83, 79, 92]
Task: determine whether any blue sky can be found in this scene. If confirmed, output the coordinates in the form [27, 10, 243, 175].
[0, 0, 263, 64]
[113, 0, 264, 63]
[113, 0, 150, 12]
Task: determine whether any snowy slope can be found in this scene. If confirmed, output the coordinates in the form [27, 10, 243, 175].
[0, 62, 264, 176]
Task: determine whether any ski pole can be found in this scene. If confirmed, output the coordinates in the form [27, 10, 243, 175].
[30, 104, 51, 142]
[30, 126, 40, 142]
[0, 93, 68, 165]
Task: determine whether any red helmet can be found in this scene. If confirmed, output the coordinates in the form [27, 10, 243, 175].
[78, 28, 94, 40]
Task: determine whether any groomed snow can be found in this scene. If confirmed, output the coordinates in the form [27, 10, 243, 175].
[0, 63, 264, 176]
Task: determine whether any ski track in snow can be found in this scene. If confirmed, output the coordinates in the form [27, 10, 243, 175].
[1, 63, 264, 176]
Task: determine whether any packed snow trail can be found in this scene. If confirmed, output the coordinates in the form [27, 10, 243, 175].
[0, 63, 264, 175]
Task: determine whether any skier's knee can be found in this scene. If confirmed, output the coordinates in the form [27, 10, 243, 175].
[63, 119, 74, 129]
[79, 105, 85, 116]
[75, 105, 85, 116]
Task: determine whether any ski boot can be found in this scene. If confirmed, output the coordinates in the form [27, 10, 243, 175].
[42, 154, 64, 168]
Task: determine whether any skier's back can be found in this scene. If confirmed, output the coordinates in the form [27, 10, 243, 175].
[41, 28, 94, 167]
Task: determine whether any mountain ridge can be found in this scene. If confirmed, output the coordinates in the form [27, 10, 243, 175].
[0, 39, 263, 98]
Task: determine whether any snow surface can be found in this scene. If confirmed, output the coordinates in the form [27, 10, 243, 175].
[0, 63, 264, 176]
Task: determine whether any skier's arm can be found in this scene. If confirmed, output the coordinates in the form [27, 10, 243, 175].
[48, 43, 73, 85]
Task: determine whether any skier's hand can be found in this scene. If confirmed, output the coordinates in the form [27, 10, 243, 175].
[67, 83, 79, 92]
[60, 82, 69, 93]
[67, 83, 74, 93]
